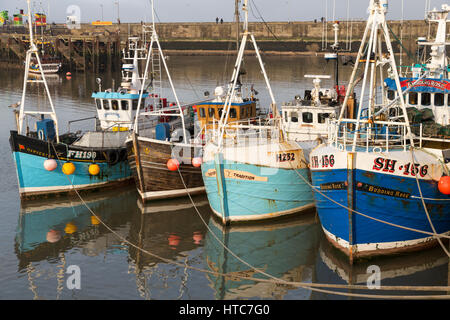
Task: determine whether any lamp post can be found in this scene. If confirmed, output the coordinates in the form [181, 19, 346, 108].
[115, 0, 120, 24]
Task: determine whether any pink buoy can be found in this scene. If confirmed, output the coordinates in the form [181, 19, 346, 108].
[168, 234, 181, 249]
[44, 159, 58, 171]
[193, 231, 203, 244]
[46, 229, 61, 243]
[192, 157, 203, 168]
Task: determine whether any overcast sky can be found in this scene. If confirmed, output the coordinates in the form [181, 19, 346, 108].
[0, 0, 446, 23]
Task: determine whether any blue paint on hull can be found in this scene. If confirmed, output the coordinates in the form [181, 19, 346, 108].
[12, 151, 132, 195]
[311, 168, 450, 254]
[202, 160, 314, 222]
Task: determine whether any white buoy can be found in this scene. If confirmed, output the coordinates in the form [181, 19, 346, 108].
[43, 159, 58, 171]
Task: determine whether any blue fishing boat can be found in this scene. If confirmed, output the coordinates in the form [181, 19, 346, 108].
[309, 0, 450, 261]
[201, 0, 314, 223]
[9, 6, 158, 200]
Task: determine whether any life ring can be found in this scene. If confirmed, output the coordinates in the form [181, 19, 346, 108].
[105, 149, 119, 165]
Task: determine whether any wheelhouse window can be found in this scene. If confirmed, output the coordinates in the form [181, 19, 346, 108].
[291, 112, 298, 123]
[240, 106, 247, 118]
[96, 99, 102, 110]
[112, 100, 119, 110]
[218, 108, 224, 118]
[408, 92, 418, 105]
[302, 112, 313, 123]
[387, 90, 395, 101]
[318, 113, 330, 124]
[121, 100, 129, 110]
[103, 99, 110, 110]
[208, 108, 215, 118]
[435, 93, 444, 106]
[229, 108, 237, 119]
[199, 107, 206, 118]
[132, 100, 138, 110]
[421, 92, 431, 106]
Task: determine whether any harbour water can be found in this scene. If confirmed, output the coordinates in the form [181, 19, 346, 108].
[0, 56, 448, 299]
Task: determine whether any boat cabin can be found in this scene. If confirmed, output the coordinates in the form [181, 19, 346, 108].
[282, 104, 339, 142]
[92, 91, 149, 131]
[194, 86, 258, 129]
[385, 77, 450, 126]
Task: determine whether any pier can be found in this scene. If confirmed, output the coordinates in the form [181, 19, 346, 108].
[0, 20, 435, 71]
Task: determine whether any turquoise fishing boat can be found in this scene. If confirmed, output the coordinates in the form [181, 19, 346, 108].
[201, 0, 314, 223]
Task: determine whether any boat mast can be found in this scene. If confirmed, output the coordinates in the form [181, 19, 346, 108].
[217, 0, 279, 148]
[18, 0, 59, 142]
[344, 0, 413, 151]
[235, 0, 240, 53]
[133, 0, 187, 142]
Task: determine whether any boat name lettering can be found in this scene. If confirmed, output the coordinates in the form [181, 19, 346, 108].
[68, 150, 97, 159]
[320, 181, 346, 190]
[205, 169, 268, 182]
[24, 147, 50, 158]
[372, 157, 428, 177]
[356, 182, 411, 199]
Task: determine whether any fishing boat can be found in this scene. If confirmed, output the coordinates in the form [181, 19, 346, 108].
[201, 0, 314, 224]
[281, 21, 356, 160]
[28, 56, 62, 74]
[9, 1, 153, 200]
[309, 0, 450, 262]
[126, 0, 203, 202]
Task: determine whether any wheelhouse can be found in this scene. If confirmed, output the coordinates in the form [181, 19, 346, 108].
[92, 91, 149, 131]
[194, 101, 257, 129]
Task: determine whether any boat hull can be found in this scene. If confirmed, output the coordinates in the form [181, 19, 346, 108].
[202, 155, 314, 223]
[126, 136, 204, 202]
[10, 131, 132, 200]
[310, 145, 450, 259]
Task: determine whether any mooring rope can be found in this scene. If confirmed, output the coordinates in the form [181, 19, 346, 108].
[46, 141, 450, 299]
[409, 147, 450, 257]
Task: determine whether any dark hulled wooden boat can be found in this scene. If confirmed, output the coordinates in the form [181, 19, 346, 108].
[126, 134, 204, 202]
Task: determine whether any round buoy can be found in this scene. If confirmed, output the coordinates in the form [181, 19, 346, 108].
[64, 222, 77, 234]
[46, 230, 61, 243]
[66, 76, 72, 80]
[88, 163, 100, 176]
[66, 72, 72, 76]
[44, 159, 58, 171]
[62, 162, 76, 175]
[168, 234, 181, 248]
[192, 157, 202, 168]
[193, 231, 203, 245]
[438, 176, 450, 195]
[91, 215, 100, 225]
[167, 158, 180, 171]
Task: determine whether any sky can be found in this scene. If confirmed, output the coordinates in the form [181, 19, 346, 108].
[0, 0, 447, 23]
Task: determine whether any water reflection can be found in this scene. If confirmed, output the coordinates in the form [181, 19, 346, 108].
[15, 188, 137, 270]
[313, 237, 450, 299]
[127, 195, 211, 299]
[204, 212, 321, 300]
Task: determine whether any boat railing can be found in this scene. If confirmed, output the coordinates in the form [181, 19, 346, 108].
[329, 119, 410, 152]
[207, 116, 281, 146]
[67, 116, 98, 133]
